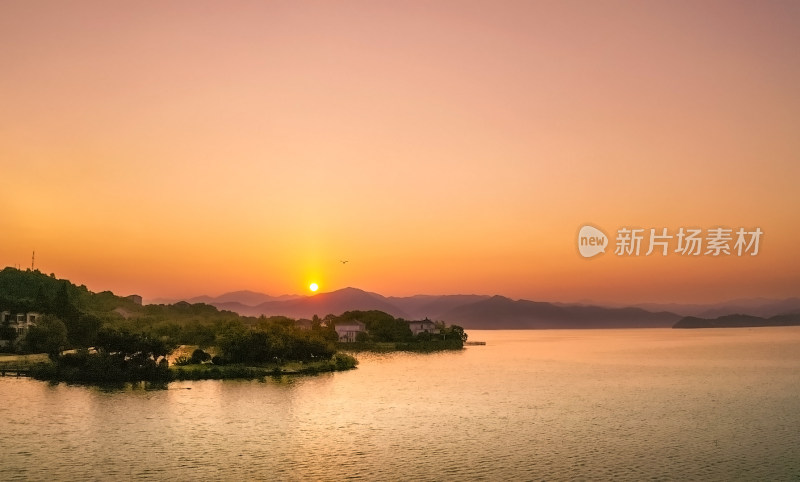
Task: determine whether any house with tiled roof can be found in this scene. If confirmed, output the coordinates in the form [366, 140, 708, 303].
[334, 320, 366, 342]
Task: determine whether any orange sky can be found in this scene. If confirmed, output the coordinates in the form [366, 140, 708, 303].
[1, 1, 798, 304]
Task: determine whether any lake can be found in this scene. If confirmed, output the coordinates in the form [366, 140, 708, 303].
[1, 328, 799, 480]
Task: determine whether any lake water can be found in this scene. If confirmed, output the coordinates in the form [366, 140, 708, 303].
[2, 328, 799, 481]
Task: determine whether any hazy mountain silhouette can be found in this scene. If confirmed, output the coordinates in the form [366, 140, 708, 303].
[150, 290, 302, 306]
[387, 294, 491, 320]
[152, 288, 800, 330]
[674, 313, 800, 328]
[183, 289, 679, 328]
[241, 287, 409, 320]
[438, 295, 679, 329]
[187, 290, 301, 305]
[631, 297, 800, 318]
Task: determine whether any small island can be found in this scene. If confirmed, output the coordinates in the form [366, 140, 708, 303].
[0, 268, 466, 385]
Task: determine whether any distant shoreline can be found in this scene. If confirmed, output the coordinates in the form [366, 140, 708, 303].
[673, 313, 800, 329]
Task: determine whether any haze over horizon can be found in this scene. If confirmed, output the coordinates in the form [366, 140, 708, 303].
[2, 1, 799, 305]
[151, 286, 583, 308]
[150, 285, 798, 309]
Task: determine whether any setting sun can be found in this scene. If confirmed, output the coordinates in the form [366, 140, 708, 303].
[309, 283, 318, 292]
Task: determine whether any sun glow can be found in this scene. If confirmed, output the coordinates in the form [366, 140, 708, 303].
[309, 283, 318, 292]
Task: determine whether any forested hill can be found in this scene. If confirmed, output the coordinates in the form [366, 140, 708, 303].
[0, 267, 247, 347]
[0, 266, 245, 319]
[0, 267, 135, 315]
[0, 268, 365, 382]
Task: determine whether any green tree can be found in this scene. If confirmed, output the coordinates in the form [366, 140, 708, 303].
[0, 319, 17, 347]
[190, 348, 211, 364]
[368, 317, 412, 342]
[448, 325, 467, 342]
[24, 314, 68, 359]
[64, 313, 102, 347]
[53, 281, 79, 319]
[95, 328, 175, 363]
[34, 284, 50, 312]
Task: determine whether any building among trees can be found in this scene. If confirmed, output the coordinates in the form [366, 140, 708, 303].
[0, 311, 40, 347]
[408, 318, 437, 336]
[334, 320, 366, 342]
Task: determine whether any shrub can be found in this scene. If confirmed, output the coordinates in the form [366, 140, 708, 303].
[173, 356, 191, 366]
[190, 348, 211, 364]
[331, 352, 358, 370]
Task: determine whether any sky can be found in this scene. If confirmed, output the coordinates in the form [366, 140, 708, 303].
[1, 1, 799, 304]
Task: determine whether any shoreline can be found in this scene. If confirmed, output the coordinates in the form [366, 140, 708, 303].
[22, 352, 359, 384]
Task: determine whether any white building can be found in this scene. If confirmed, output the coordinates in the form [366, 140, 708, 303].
[334, 321, 366, 342]
[1, 311, 40, 344]
[408, 319, 438, 336]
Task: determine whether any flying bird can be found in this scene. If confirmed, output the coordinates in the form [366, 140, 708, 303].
[340, 260, 349, 264]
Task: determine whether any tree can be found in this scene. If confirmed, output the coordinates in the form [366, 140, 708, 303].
[0, 319, 17, 347]
[34, 284, 50, 312]
[64, 313, 102, 347]
[24, 314, 68, 359]
[368, 317, 413, 342]
[184, 323, 216, 347]
[190, 348, 211, 364]
[449, 325, 467, 342]
[89, 328, 175, 381]
[95, 328, 175, 363]
[53, 281, 80, 320]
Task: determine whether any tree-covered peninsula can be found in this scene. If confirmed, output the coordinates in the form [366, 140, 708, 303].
[0, 267, 467, 384]
[0, 268, 357, 382]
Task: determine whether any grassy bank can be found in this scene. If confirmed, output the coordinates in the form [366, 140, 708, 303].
[0, 353, 50, 369]
[26, 352, 358, 384]
[172, 353, 358, 380]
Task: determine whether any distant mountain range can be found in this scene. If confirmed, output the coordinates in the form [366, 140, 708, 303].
[151, 290, 302, 307]
[150, 288, 800, 330]
[628, 297, 800, 318]
[438, 295, 678, 329]
[674, 313, 800, 329]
